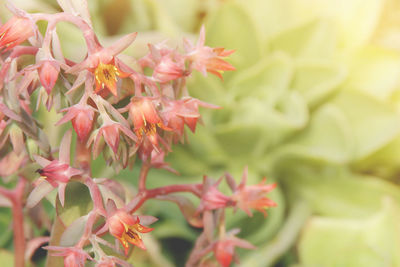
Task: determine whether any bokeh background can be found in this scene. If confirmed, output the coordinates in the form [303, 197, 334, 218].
[2, 0, 400, 266]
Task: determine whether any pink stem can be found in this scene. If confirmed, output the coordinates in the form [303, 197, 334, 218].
[84, 177, 107, 216]
[138, 162, 150, 192]
[76, 211, 97, 248]
[75, 138, 91, 175]
[127, 183, 202, 213]
[32, 13, 100, 53]
[0, 179, 27, 267]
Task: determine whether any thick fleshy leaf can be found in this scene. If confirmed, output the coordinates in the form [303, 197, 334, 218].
[156, 195, 202, 227]
[215, 90, 308, 157]
[59, 215, 89, 247]
[344, 46, 400, 101]
[281, 166, 400, 218]
[298, 198, 400, 266]
[291, 60, 347, 106]
[276, 104, 353, 164]
[331, 90, 400, 160]
[153, 0, 199, 32]
[26, 180, 55, 208]
[56, 182, 93, 226]
[228, 52, 293, 105]
[206, 2, 260, 73]
[269, 19, 336, 60]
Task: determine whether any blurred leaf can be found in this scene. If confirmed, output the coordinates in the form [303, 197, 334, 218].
[292, 60, 347, 106]
[269, 20, 336, 60]
[156, 195, 202, 228]
[298, 197, 400, 266]
[229, 52, 293, 105]
[331, 90, 400, 160]
[206, 2, 261, 73]
[281, 165, 400, 218]
[0, 249, 13, 266]
[276, 104, 353, 164]
[353, 134, 400, 180]
[56, 182, 93, 226]
[344, 46, 400, 101]
[287, 0, 384, 49]
[59, 215, 89, 247]
[153, 0, 199, 33]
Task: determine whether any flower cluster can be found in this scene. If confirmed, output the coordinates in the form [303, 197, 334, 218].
[0, 1, 276, 267]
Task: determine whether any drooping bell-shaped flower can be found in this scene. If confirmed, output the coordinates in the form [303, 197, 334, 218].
[107, 210, 155, 254]
[32, 130, 82, 206]
[229, 167, 277, 217]
[128, 97, 170, 152]
[184, 26, 235, 79]
[56, 102, 95, 142]
[44, 246, 92, 267]
[162, 97, 219, 142]
[213, 230, 255, 267]
[38, 60, 60, 95]
[197, 176, 232, 213]
[0, 16, 34, 51]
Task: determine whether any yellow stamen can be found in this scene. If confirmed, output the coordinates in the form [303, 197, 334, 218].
[94, 62, 121, 96]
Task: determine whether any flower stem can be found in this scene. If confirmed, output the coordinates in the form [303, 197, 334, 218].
[127, 183, 202, 213]
[75, 138, 91, 175]
[0, 179, 27, 267]
[138, 162, 150, 192]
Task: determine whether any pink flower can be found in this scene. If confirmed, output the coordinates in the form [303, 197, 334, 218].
[107, 210, 155, 254]
[67, 33, 137, 97]
[162, 97, 219, 142]
[56, 103, 95, 142]
[153, 55, 186, 83]
[44, 246, 92, 267]
[197, 176, 231, 213]
[128, 97, 169, 149]
[90, 121, 137, 155]
[36, 160, 81, 185]
[33, 130, 81, 206]
[213, 230, 255, 267]
[143, 44, 187, 83]
[184, 26, 235, 79]
[38, 60, 60, 95]
[229, 167, 277, 217]
[0, 16, 34, 52]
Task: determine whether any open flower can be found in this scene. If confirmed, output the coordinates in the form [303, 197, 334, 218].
[107, 210, 155, 254]
[162, 97, 219, 142]
[128, 97, 169, 149]
[67, 33, 137, 96]
[213, 230, 255, 267]
[0, 16, 34, 52]
[229, 167, 277, 217]
[31, 130, 81, 206]
[44, 246, 92, 267]
[56, 103, 95, 142]
[184, 26, 235, 78]
[197, 176, 232, 213]
[91, 121, 137, 156]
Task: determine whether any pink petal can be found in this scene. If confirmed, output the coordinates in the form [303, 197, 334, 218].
[26, 180, 54, 208]
[105, 32, 137, 57]
[33, 155, 51, 167]
[59, 129, 72, 163]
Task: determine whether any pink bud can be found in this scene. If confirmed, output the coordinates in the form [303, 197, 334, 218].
[0, 16, 34, 51]
[39, 61, 60, 95]
[72, 109, 94, 142]
[153, 56, 185, 83]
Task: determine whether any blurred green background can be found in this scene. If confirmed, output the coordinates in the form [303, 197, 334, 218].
[2, 0, 400, 266]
